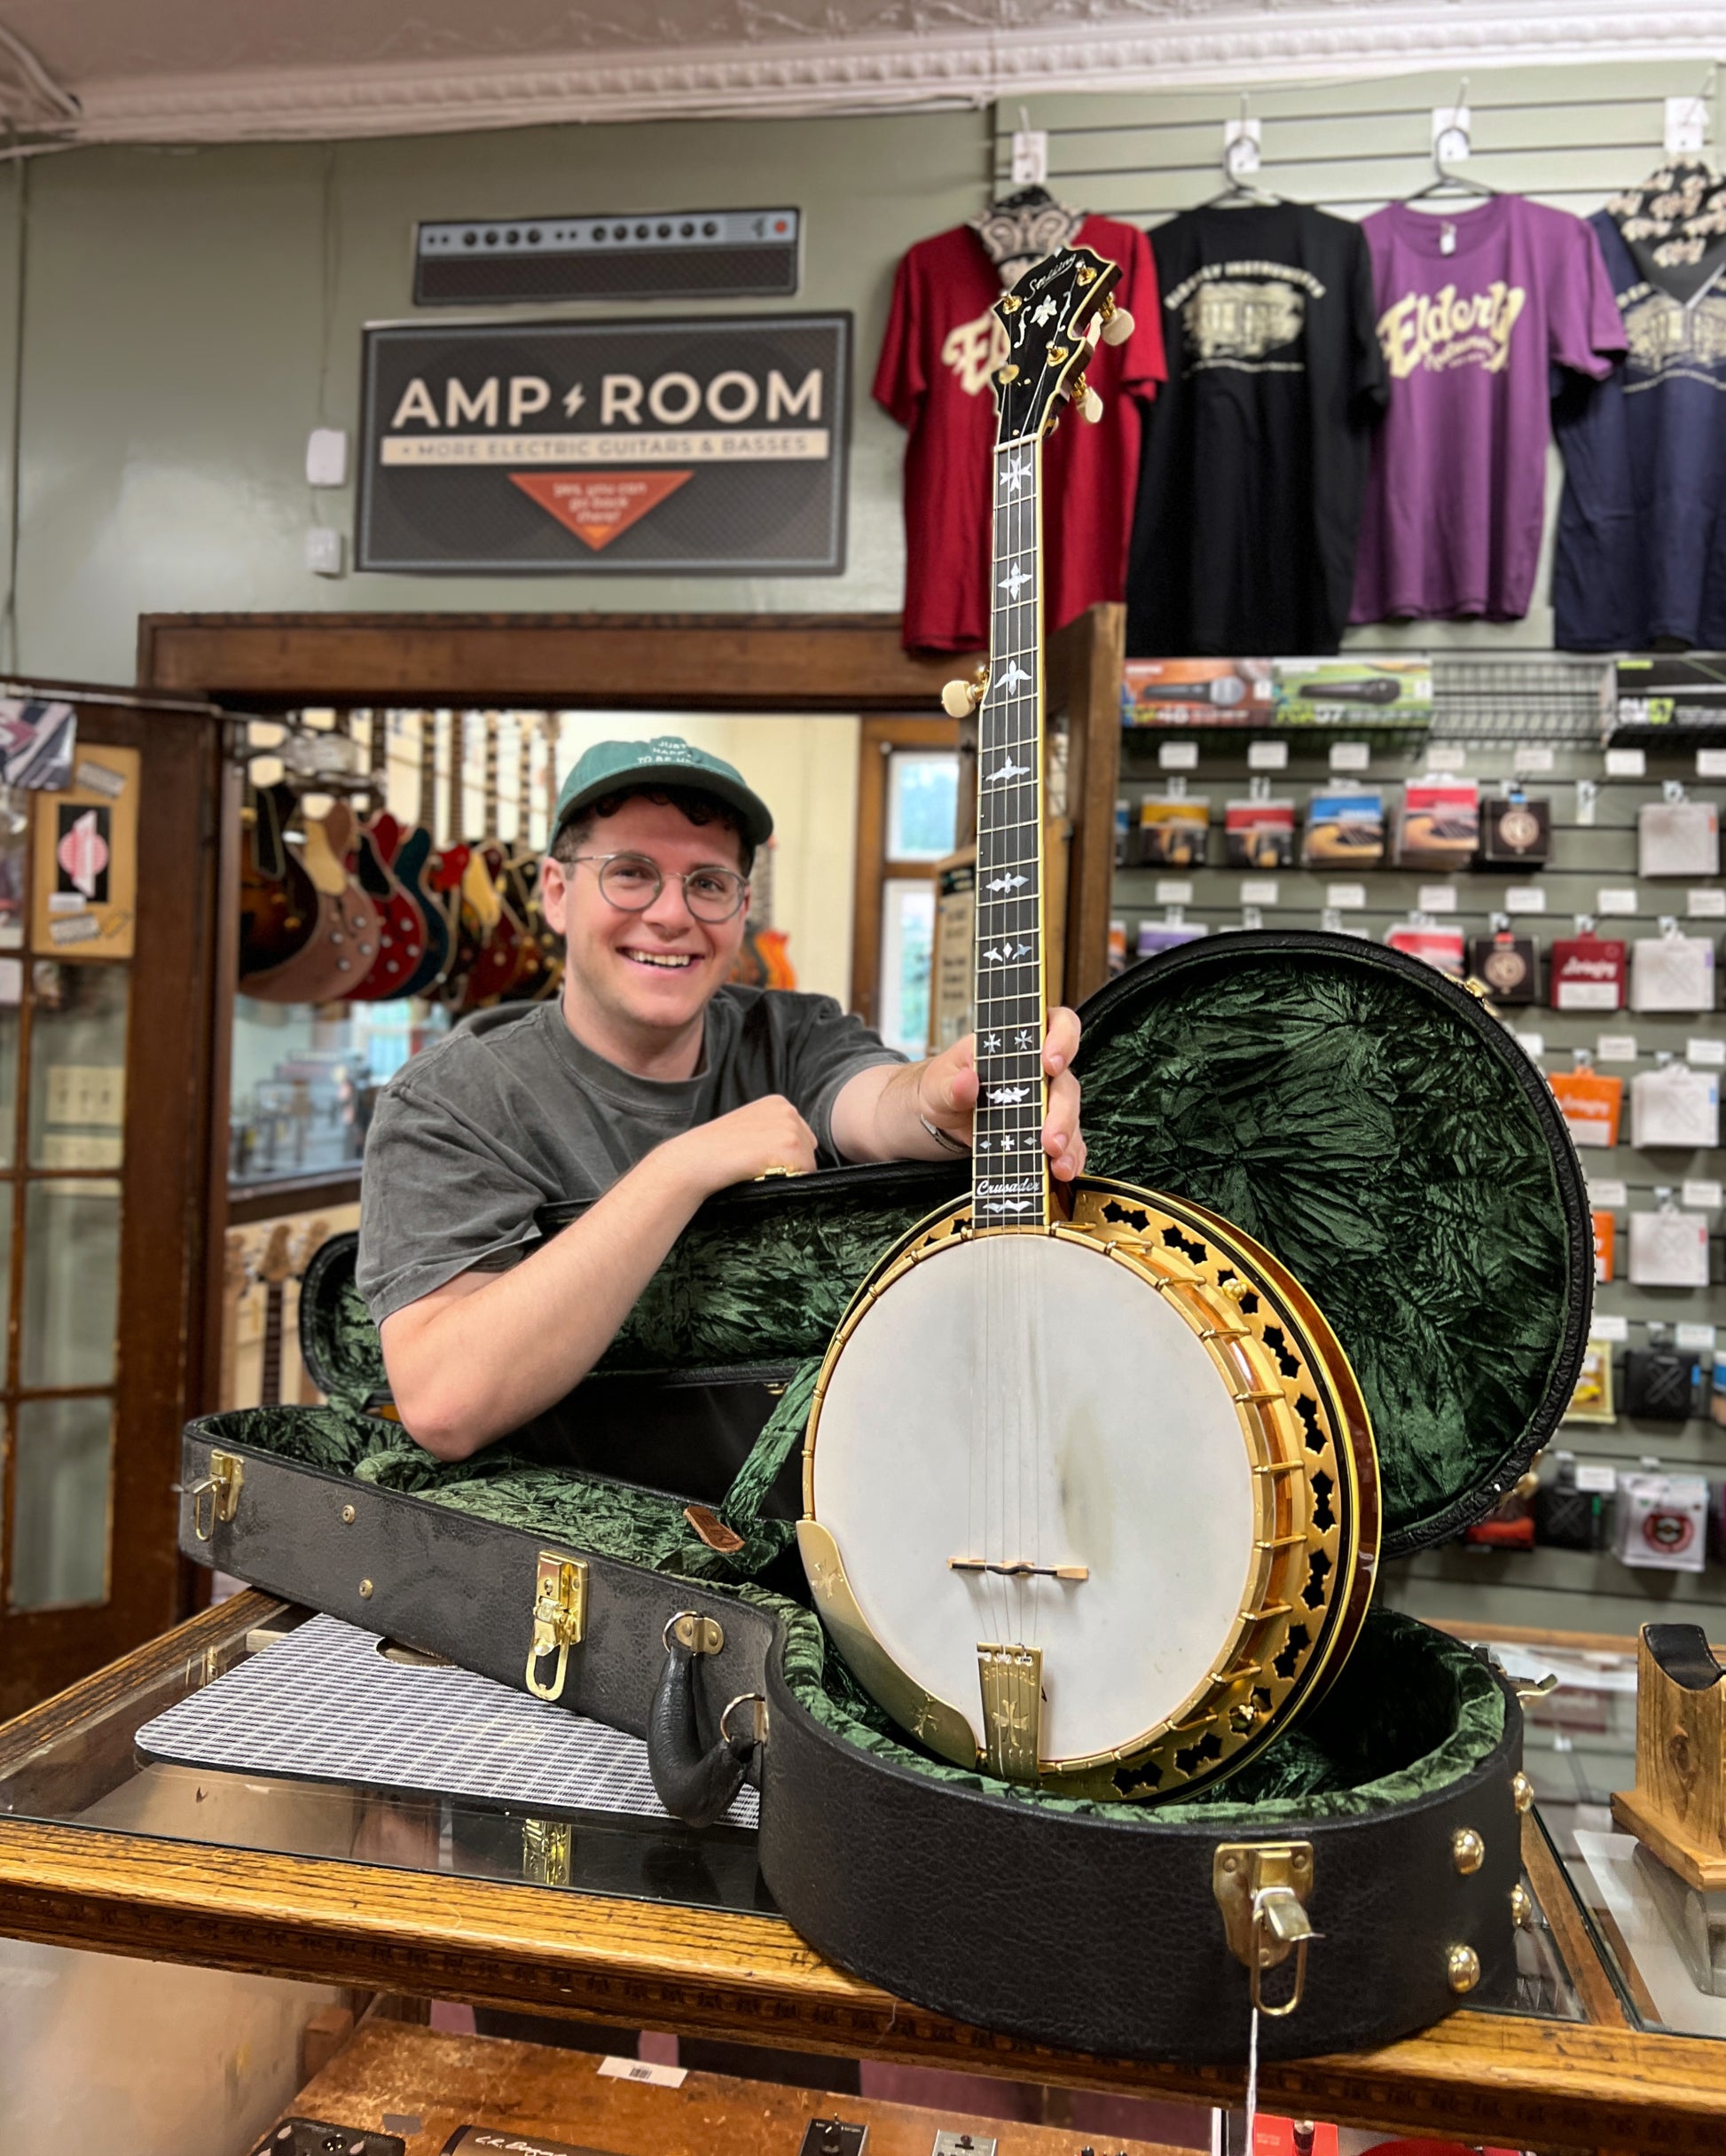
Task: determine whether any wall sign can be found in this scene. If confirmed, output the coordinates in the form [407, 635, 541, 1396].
[357, 313, 850, 574]
[30, 744, 139, 960]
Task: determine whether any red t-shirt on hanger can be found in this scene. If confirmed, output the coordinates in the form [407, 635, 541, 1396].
[875, 217, 1166, 654]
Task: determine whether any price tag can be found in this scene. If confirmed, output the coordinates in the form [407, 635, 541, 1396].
[1155, 879, 1194, 906]
[600, 2057, 687, 2089]
[1505, 886, 1547, 914]
[1596, 1034, 1638, 1063]
[1698, 747, 1726, 778]
[1677, 1321, 1720, 1352]
[0, 958, 20, 1007]
[1688, 1037, 1726, 1068]
[1416, 884, 1458, 913]
[1330, 741, 1370, 772]
[1605, 747, 1647, 778]
[1688, 887, 1726, 918]
[1158, 741, 1198, 771]
[1514, 1031, 1545, 1062]
[1683, 1180, 1724, 1211]
[1248, 740, 1289, 771]
[1597, 888, 1639, 916]
[1426, 742, 1467, 770]
[1589, 1179, 1628, 1208]
[1515, 746, 1556, 775]
[1590, 1313, 1629, 1344]
[1574, 1462, 1618, 1494]
[1325, 882, 1367, 911]
[1240, 878, 1280, 906]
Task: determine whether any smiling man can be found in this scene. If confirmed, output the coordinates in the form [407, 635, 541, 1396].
[358, 734, 1085, 1462]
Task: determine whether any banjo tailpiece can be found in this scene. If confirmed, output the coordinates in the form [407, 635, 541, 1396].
[799, 244, 1382, 1802]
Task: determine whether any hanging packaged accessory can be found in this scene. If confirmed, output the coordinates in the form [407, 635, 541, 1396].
[1467, 921, 1540, 1004]
[1534, 1451, 1612, 1552]
[1136, 909, 1209, 958]
[1714, 1348, 1726, 1431]
[1549, 1054, 1624, 1149]
[1630, 1056, 1721, 1149]
[1630, 919, 1717, 1013]
[1614, 1468, 1709, 1573]
[1397, 776, 1479, 872]
[1625, 1328, 1699, 1422]
[1302, 785, 1385, 867]
[1224, 788, 1297, 868]
[1477, 787, 1551, 868]
[1550, 919, 1627, 1012]
[1592, 1208, 1616, 1283]
[1384, 916, 1465, 977]
[1628, 1191, 1712, 1287]
[1136, 788, 1211, 866]
[1638, 785, 1720, 879]
[1565, 1337, 1618, 1423]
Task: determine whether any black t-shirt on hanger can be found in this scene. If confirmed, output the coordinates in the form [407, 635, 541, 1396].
[1126, 202, 1387, 657]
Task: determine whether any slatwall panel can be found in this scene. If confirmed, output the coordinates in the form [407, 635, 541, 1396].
[995, 59, 1726, 1649]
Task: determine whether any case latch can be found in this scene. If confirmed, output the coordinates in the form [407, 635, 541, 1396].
[1213, 1840, 1317, 2017]
[188, 1450, 245, 1542]
[524, 1550, 588, 1700]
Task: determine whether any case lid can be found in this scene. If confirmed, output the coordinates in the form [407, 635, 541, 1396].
[1073, 931, 1591, 1557]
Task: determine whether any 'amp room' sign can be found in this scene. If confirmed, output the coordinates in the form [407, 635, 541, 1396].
[357, 314, 851, 574]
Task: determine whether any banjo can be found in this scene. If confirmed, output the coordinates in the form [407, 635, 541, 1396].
[800, 245, 1380, 1802]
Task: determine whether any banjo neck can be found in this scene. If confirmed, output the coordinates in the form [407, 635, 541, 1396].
[972, 430, 1049, 1232]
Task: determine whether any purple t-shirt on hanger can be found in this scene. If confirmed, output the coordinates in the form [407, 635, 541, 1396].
[1350, 196, 1626, 623]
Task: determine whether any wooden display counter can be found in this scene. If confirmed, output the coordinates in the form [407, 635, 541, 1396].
[3, 1593, 1725, 2156]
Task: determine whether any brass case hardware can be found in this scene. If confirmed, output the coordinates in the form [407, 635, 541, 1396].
[525, 1551, 589, 1700]
[977, 1642, 1042, 1784]
[522, 1817, 572, 1888]
[1512, 1771, 1535, 1815]
[665, 1610, 725, 1658]
[1213, 1841, 1317, 2018]
[1510, 1882, 1534, 1929]
[1447, 1942, 1481, 1994]
[189, 1450, 244, 1542]
[1451, 1827, 1485, 1875]
[721, 1691, 770, 1747]
[1515, 1673, 1559, 1703]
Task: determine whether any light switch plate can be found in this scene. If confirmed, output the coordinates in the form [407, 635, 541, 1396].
[304, 526, 345, 576]
[305, 427, 349, 487]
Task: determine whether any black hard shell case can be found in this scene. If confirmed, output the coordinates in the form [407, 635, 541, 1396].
[181, 933, 1591, 2064]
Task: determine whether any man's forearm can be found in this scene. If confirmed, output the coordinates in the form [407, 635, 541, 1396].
[829, 1059, 963, 1163]
[380, 1146, 707, 1459]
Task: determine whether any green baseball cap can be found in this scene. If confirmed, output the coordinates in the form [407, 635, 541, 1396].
[551, 733, 773, 850]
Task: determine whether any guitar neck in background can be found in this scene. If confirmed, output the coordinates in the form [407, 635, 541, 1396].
[971, 431, 1047, 1232]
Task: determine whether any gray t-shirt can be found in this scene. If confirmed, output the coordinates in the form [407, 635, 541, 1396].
[356, 987, 904, 1323]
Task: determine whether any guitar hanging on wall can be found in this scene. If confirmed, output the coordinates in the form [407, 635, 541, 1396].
[799, 246, 1381, 1803]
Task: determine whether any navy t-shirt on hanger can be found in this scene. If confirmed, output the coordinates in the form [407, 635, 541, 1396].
[1553, 189, 1726, 650]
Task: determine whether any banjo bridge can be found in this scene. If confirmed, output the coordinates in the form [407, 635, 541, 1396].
[950, 1557, 1090, 1580]
[977, 1642, 1043, 1782]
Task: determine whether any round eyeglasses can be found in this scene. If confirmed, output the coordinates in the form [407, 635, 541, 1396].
[570, 851, 750, 923]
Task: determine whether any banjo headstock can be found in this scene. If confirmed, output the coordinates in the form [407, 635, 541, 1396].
[989, 246, 1123, 445]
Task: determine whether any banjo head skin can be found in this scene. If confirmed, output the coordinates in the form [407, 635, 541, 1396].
[801, 1176, 1378, 1803]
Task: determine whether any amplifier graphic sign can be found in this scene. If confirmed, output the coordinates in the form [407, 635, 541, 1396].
[357, 313, 850, 574]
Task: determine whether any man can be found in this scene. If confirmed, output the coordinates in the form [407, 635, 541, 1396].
[359, 734, 1086, 1461]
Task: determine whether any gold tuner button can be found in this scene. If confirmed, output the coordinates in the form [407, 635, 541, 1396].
[1000, 293, 1023, 312]
[1446, 1943, 1481, 1995]
[1451, 1828, 1485, 1875]
[996, 362, 1020, 382]
[1510, 1883, 1534, 1929]
[940, 681, 974, 717]
[1099, 302, 1136, 346]
[1511, 1771, 1535, 1815]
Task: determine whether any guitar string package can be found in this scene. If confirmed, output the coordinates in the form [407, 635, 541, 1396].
[1627, 1205, 1712, 1288]
[1629, 929, 1716, 1014]
[1623, 1347, 1699, 1422]
[1629, 1063, 1721, 1149]
[1397, 778, 1479, 872]
[1383, 922, 1465, 977]
[1223, 797, 1296, 868]
[1476, 792, 1551, 868]
[1549, 932, 1628, 1013]
[1638, 797, 1720, 879]
[1565, 1340, 1617, 1423]
[1135, 796, 1211, 867]
[1547, 1068, 1623, 1149]
[1467, 931, 1541, 1004]
[1591, 1209, 1615, 1284]
[1302, 787, 1385, 867]
[1614, 1470, 1710, 1573]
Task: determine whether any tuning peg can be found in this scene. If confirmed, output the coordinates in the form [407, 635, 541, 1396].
[941, 666, 991, 717]
[1071, 376, 1104, 424]
[1098, 300, 1135, 346]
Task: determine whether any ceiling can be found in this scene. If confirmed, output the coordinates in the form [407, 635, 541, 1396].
[0, 0, 1720, 143]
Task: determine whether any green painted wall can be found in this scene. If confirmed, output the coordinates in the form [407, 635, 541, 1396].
[0, 111, 993, 685]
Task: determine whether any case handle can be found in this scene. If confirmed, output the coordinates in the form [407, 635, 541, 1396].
[647, 1609, 763, 1829]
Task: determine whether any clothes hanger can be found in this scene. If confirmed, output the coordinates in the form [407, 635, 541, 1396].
[1404, 78, 1495, 203]
[1203, 90, 1283, 208]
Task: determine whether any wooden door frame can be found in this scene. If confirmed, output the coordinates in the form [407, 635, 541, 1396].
[136, 609, 1123, 1016]
[849, 716, 959, 1031]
